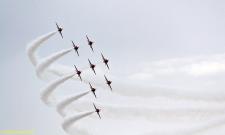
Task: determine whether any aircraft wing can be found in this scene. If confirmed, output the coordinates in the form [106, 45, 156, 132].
[92, 68, 96, 75]
[101, 53, 104, 60]
[86, 35, 90, 42]
[56, 23, 59, 29]
[74, 65, 78, 72]
[72, 41, 75, 46]
[104, 75, 108, 82]
[89, 82, 92, 88]
[97, 112, 101, 119]
[93, 103, 97, 109]
[75, 50, 79, 56]
[78, 75, 82, 81]
[106, 63, 110, 70]
[88, 59, 91, 65]
[109, 84, 112, 91]
[59, 31, 63, 39]
[93, 91, 97, 98]
[90, 45, 94, 52]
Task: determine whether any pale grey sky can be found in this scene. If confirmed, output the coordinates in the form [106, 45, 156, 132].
[1, 0, 225, 135]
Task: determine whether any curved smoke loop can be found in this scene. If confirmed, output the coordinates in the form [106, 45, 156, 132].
[26, 31, 225, 135]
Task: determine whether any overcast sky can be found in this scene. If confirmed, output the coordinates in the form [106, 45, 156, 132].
[1, 0, 225, 135]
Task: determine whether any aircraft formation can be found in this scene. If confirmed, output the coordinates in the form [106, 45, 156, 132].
[56, 22, 112, 119]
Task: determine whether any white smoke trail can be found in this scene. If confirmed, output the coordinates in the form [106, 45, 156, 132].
[25, 32, 193, 101]
[26, 31, 96, 135]
[66, 100, 225, 121]
[141, 115, 225, 135]
[26, 31, 225, 135]
[26, 31, 57, 66]
[112, 80, 225, 101]
[183, 115, 225, 135]
[40, 73, 75, 106]
[47, 66, 225, 101]
[62, 111, 95, 131]
[57, 91, 90, 117]
[36, 48, 73, 78]
[26, 31, 225, 102]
